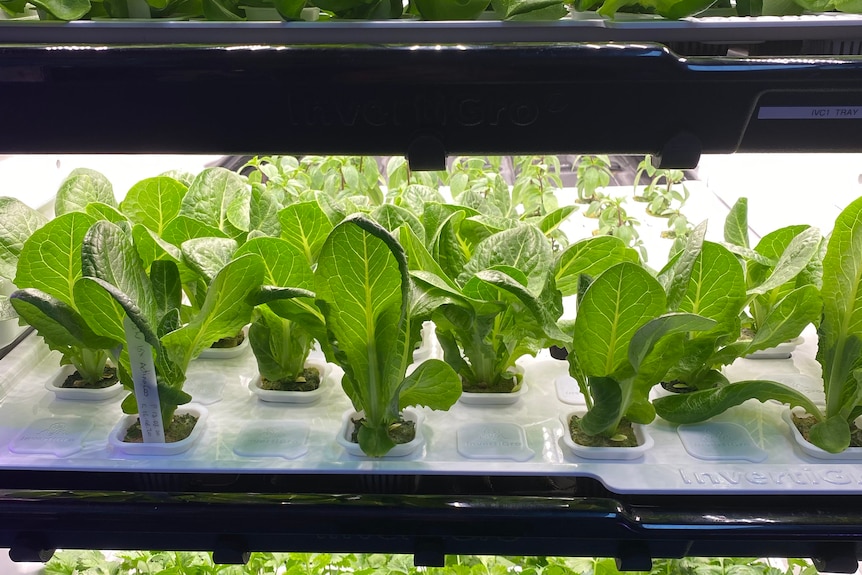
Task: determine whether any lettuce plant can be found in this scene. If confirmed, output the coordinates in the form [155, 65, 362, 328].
[238, 200, 338, 387]
[722, 197, 823, 347]
[653, 220, 821, 391]
[409, 222, 567, 393]
[2, 169, 119, 376]
[10, 212, 123, 388]
[566, 260, 714, 439]
[314, 215, 461, 457]
[247, 306, 316, 388]
[76, 220, 264, 425]
[122, 172, 259, 347]
[126, 180, 250, 351]
[235, 236, 326, 389]
[655, 196, 862, 454]
[411, 217, 637, 380]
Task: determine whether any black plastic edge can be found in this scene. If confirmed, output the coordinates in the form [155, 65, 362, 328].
[0, 44, 861, 156]
[1, 19, 862, 46]
[1, 490, 862, 563]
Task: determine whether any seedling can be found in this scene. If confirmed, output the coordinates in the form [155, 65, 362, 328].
[594, 195, 647, 261]
[574, 155, 611, 204]
[512, 155, 564, 218]
[633, 155, 689, 218]
[301, 155, 383, 206]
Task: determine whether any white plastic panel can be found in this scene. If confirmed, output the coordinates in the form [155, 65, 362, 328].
[0, 324, 858, 495]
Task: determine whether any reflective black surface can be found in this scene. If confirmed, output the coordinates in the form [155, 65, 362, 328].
[1, 44, 862, 166]
[0, 471, 861, 567]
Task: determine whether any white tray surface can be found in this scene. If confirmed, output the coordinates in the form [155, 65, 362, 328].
[0, 324, 859, 495]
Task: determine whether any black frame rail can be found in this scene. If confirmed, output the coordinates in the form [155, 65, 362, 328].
[3, 489, 862, 571]
[2, 44, 862, 168]
[2, 18, 862, 46]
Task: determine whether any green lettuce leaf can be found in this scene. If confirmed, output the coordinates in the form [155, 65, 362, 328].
[181, 237, 238, 285]
[654, 380, 822, 426]
[278, 201, 335, 267]
[0, 197, 48, 281]
[555, 236, 638, 297]
[249, 305, 314, 383]
[15, 212, 98, 308]
[573, 261, 665, 377]
[120, 176, 187, 236]
[179, 168, 250, 239]
[723, 197, 749, 248]
[55, 169, 115, 216]
[161, 253, 264, 370]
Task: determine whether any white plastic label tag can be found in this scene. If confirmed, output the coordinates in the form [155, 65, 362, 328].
[758, 106, 862, 120]
[123, 317, 165, 443]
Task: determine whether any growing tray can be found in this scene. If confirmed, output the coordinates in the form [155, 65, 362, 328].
[0, 324, 853, 496]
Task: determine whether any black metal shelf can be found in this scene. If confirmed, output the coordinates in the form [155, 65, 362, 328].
[2, 24, 862, 566]
[3, 486, 862, 571]
[2, 43, 862, 168]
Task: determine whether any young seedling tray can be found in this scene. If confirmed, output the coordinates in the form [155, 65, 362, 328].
[0, 323, 853, 496]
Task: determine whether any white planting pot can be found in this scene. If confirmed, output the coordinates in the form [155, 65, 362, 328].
[109, 404, 208, 456]
[783, 409, 862, 461]
[46, 364, 124, 401]
[745, 337, 804, 360]
[336, 408, 425, 458]
[458, 365, 527, 406]
[560, 411, 654, 461]
[248, 357, 331, 404]
[198, 326, 250, 360]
